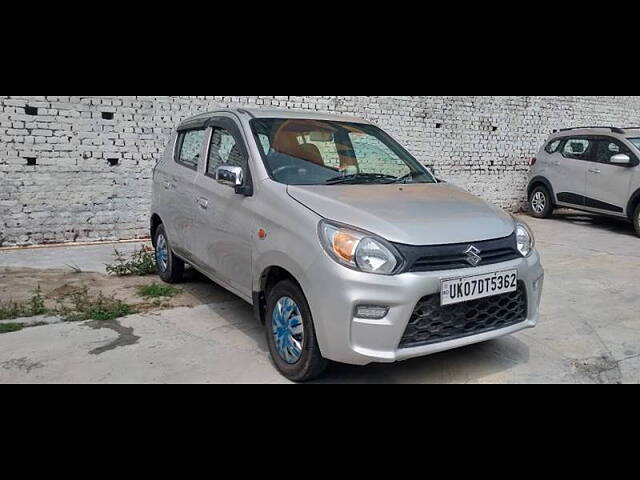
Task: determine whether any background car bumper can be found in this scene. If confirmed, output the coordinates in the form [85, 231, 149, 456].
[305, 251, 544, 366]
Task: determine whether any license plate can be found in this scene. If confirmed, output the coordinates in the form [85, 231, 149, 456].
[441, 270, 518, 306]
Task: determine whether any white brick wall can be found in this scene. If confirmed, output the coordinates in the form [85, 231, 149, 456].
[1, 96, 640, 246]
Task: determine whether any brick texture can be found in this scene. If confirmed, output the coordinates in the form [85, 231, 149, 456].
[1, 96, 639, 246]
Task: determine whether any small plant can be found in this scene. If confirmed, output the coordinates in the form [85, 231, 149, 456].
[0, 286, 48, 320]
[0, 323, 24, 334]
[0, 301, 25, 321]
[106, 246, 157, 277]
[60, 287, 135, 322]
[137, 283, 181, 299]
[66, 264, 83, 274]
[29, 285, 47, 316]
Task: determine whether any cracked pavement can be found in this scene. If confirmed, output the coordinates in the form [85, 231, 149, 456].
[0, 211, 639, 383]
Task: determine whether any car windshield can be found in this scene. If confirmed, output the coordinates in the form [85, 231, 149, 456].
[250, 118, 436, 186]
[630, 138, 640, 150]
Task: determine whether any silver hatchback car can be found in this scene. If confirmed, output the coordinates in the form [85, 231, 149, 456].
[151, 108, 544, 381]
[528, 126, 640, 236]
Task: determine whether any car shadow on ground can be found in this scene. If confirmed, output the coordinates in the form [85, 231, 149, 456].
[175, 266, 533, 383]
[543, 210, 636, 237]
[314, 335, 531, 384]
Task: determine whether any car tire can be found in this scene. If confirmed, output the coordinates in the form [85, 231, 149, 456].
[265, 280, 328, 382]
[634, 204, 640, 238]
[153, 224, 184, 284]
[529, 186, 553, 219]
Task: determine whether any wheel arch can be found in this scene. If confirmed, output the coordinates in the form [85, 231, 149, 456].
[627, 188, 640, 220]
[528, 176, 555, 204]
[253, 265, 305, 325]
[150, 213, 163, 247]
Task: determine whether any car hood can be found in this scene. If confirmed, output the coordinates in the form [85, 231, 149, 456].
[287, 183, 515, 246]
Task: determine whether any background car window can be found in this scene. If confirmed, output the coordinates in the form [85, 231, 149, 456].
[349, 132, 411, 178]
[561, 138, 593, 160]
[208, 127, 246, 175]
[594, 139, 632, 164]
[177, 130, 205, 169]
[545, 139, 561, 154]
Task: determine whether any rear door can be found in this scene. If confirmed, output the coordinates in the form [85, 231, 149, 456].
[550, 137, 594, 207]
[163, 128, 206, 259]
[585, 137, 637, 216]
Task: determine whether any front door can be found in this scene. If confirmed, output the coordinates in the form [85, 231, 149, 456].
[191, 118, 254, 299]
[585, 137, 636, 216]
[551, 137, 593, 207]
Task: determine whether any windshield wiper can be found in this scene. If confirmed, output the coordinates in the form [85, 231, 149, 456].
[325, 173, 397, 185]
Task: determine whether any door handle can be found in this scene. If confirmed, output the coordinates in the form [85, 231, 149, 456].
[164, 181, 173, 190]
[589, 168, 601, 174]
[197, 198, 209, 210]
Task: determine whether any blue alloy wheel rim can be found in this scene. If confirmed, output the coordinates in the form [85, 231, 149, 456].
[156, 234, 169, 273]
[271, 296, 305, 364]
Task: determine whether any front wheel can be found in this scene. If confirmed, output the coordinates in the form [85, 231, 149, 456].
[529, 186, 553, 219]
[634, 204, 640, 238]
[265, 280, 328, 382]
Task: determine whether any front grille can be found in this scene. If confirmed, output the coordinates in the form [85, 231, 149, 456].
[399, 283, 528, 349]
[394, 233, 520, 273]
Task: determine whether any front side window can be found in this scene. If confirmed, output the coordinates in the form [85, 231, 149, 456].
[561, 138, 594, 160]
[629, 138, 640, 151]
[593, 139, 631, 164]
[250, 118, 436, 186]
[176, 129, 205, 170]
[207, 127, 246, 176]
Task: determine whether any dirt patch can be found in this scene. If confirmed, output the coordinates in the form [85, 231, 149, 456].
[0, 266, 239, 318]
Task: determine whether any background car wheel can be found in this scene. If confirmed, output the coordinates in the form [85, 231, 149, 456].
[529, 186, 553, 218]
[153, 224, 184, 284]
[265, 280, 328, 382]
[634, 204, 640, 238]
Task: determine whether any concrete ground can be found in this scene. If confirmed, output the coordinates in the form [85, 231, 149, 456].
[1, 211, 639, 384]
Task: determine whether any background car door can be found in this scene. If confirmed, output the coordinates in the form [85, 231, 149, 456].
[191, 118, 254, 298]
[550, 137, 594, 207]
[585, 137, 636, 215]
[160, 128, 205, 258]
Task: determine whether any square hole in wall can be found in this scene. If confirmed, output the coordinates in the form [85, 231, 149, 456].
[25, 106, 38, 116]
[492, 126, 498, 132]
[107, 158, 120, 167]
[102, 112, 114, 120]
[25, 157, 37, 166]
[435, 123, 442, 129]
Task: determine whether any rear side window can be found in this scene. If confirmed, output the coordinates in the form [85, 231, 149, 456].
[176, 129, 205, 170]
[561, 138, 594, 160]
[545, 139, 562, 154]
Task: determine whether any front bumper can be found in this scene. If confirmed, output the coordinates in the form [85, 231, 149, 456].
[304, 251, 544, 366]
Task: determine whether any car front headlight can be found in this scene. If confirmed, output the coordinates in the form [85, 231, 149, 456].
[516, 222, 535, 257]
[318, 220, 402, 275]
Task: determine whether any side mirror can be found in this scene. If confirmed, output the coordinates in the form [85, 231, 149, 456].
[610, 153, 631, 165]
[216, 165, 244, 187]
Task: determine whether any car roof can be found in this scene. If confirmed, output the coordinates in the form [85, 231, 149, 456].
[178, 108, 372, 130]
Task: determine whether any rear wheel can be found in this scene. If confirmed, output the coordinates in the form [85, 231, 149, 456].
[529, 186, 553, 218]
[633, 204, 640, 237]
[265, 280, 328, 382]
[153, 224, 184, 284]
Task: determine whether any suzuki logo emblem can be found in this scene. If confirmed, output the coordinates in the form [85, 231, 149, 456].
[465, 246, 482, 267]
